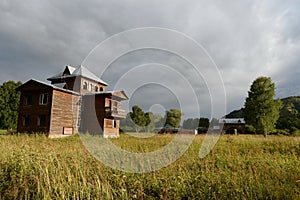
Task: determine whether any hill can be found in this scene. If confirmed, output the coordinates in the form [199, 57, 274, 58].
[225, 96, 300, 130]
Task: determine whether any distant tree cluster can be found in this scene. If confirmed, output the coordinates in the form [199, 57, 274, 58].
[120, 106, 183, 133]
[182, 117, 209, 133]
[120, 105, 212, 133]
[0, 81, 22, 130]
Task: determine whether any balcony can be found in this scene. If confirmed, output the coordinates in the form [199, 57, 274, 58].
[105, 106, 126, 118]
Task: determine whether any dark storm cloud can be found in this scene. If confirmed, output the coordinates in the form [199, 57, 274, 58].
[0, 0, 299, 117]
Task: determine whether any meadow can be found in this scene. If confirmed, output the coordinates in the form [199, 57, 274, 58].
[0, 133, 299, 199]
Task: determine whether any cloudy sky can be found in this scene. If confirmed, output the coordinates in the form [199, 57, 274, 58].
[1, 0, 300, 118]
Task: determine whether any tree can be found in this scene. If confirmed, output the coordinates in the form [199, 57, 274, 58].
[120, 113, 136, 132]
[165, 109, 183, 128]
[153, 114, 165, 128]
[210, 118, 219, 127]
[144, 112, 155, 132]
[182, 118, 198, 129]
[0, 81, 22, 130]
[244, 77, 282, 136]
[199, 117, 209, 128]
[129, 105, 147, 132]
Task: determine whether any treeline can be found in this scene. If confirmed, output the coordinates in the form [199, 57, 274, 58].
[120, 105, 183, 132]
[120, 105, 210, 133]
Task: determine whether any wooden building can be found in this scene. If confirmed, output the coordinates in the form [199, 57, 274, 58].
[17, 65, 128, 138]
[219, 118, 245, 134]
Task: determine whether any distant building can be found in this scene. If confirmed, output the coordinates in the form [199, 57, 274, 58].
[17, 65, 128, 138]
[219, 118, 245, 134]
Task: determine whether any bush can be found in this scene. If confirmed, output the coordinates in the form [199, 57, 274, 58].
[245, 125, 256, 134]
[197, 127, 208, 134]
[270, 129, 290, 136]
[291, 127, 300, 136]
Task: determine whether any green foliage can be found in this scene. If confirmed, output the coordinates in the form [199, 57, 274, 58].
[244, 77, 282, 136]
[120, 113, 135, 132]
[121, 111, 165, 132]
[226, 96, 300, 135]
[210, 118, 219, 127]
[245, 125, 256, 134]
[290, 127, 300, 136]
[277, 97, 300, 131]
[129, 105, 147, 132]
[0, 81, 22, 130]
[0, 129, 8, 135]
[270, 129, 290, 136]
[182, 118, 198, 129]
[144, 112, 155, 132]
[182, 117, 209, 129]
[165, 109, 183, 128]
[153, 114, 165, 128]
[0, 134, 299, 199]
[199, 117, 209, 128]
[225, 108, 244, 118]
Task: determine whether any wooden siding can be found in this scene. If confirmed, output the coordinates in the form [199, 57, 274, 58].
[103, 119, 119, 137]
[17, 84, 52, 134]
[49, 90, 80, 137]
[80, 77, 106, 95]
[223, 124, 245, 134]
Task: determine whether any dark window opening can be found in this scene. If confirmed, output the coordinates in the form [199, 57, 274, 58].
[100, 87, 104, 91]
[83, 82, 87, 90]
[25, 95, 32, 105]
[23, 115, 30, 126]
[113, 120, 117, 128]
[39, 93, 48, 105]
[38, 115, 46, 126]
[95, 86, 98, 92]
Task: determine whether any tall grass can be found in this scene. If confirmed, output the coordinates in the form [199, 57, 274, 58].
[0, 134, 299, 199]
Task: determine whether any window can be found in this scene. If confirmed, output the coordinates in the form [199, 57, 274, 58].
[95, 86, 98, 92]
[113, 101, 118, 112]
[113, 120, 117, 128]
[83, 82, 87, 90]
[39, 93, 48, 105]
[100, 87, 104, 92]
[22, 115, 30, 126]
[38, 115, 46, 126]
[25, 95, 32, 105]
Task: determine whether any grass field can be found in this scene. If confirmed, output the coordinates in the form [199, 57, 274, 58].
[0, 134, 299, 199]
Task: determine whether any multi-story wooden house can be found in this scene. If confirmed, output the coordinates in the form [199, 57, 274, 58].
[17, 65, 128, 138]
